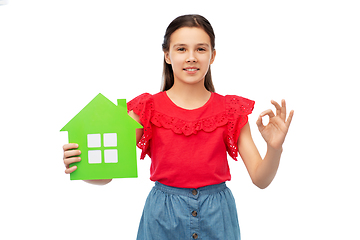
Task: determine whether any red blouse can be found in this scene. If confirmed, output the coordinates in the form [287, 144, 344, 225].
[127, 92, 254, 188]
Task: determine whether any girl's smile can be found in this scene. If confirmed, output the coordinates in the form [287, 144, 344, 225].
[183, 67, 200, 74]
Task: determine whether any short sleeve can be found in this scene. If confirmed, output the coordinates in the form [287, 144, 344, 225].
[225, 95, 255, 160]
[127, 93, 154, 159]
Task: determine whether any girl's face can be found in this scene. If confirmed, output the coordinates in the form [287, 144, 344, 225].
[164, 27, 216, 88]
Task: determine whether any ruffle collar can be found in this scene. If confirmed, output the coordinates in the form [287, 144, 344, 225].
[151, 110, 228, 136]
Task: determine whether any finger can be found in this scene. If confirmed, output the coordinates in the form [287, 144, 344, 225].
[65, 165, 77, 174]
[271, 100, 282, 118]
[64, 150, 81, 159]
[281, 99, 287, 121]
[64, 157, 81, 167]
[260, 109, 275, 118]
[256, 115, 265, 132]
[272, 99, 287, 121]
[63, 143, 79, 151]
[285, 110, 294, 128]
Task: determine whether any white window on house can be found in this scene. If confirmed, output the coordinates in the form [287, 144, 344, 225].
[87, 133, 118, 164]
[104, 149, 118, 163]
[87, 134, 101, 148]
[88, 150, 102, 164]
[104, 133, 117, 147]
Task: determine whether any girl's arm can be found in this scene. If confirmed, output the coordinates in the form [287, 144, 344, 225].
[63, 111, 144, 185]
[128, 110, 144, 144]
[238, 100, 294, 189]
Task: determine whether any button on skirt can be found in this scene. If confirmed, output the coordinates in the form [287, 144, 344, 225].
[136, 182, 241, 240]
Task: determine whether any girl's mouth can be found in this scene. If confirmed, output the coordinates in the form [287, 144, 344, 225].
[183, 67, 199, 73]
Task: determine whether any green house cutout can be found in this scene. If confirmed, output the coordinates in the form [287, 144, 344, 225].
[60, 93, 143, 180]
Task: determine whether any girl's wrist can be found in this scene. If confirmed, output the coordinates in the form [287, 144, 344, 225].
[266, 144, 283, 154]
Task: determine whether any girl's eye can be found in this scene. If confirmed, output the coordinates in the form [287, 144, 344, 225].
[198, 48, 206, 52]
[177, 48, 186, 52]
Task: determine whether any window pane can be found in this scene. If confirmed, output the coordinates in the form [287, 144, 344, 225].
[87, 134, 101, 148]
[88, 150, 101, 164]
[104, 149, 118, 163]
[104, 133, 117, 147]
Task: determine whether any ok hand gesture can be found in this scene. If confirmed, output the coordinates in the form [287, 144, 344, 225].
[256, 100, 294, 150]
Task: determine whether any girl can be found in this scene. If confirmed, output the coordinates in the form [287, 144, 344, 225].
[63, 14, 294, 240]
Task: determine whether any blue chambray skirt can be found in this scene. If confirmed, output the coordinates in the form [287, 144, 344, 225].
[136, 181, 240, 240]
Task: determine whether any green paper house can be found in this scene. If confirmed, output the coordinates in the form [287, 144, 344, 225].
[60, 93, 143, 180]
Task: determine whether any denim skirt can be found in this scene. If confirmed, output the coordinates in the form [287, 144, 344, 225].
[136, 181, 240, 240]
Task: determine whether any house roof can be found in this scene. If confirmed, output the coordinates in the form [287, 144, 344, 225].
[60, 93, 142, 132]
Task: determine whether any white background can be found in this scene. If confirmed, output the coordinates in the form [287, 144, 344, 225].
[1, 0, 359, 239]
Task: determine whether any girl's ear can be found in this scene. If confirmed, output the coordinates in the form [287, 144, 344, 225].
[210, 49, 216, 65]
[164, 52, 171, 64]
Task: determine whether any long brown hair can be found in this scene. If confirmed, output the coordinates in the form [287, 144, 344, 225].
[161, 14, 216, 92]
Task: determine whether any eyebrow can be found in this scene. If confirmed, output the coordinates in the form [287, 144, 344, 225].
[172, 43, 210, 48]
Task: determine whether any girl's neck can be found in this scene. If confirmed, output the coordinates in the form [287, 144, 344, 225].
[166, 83, 212, 110]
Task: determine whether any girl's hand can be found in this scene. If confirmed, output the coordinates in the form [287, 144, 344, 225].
[256, 100, 294, 150]
[63, 143, 81, 174]
[62, 144, 112, 185]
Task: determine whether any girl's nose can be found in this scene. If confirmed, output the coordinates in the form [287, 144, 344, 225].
[186, 52, 197, 62]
